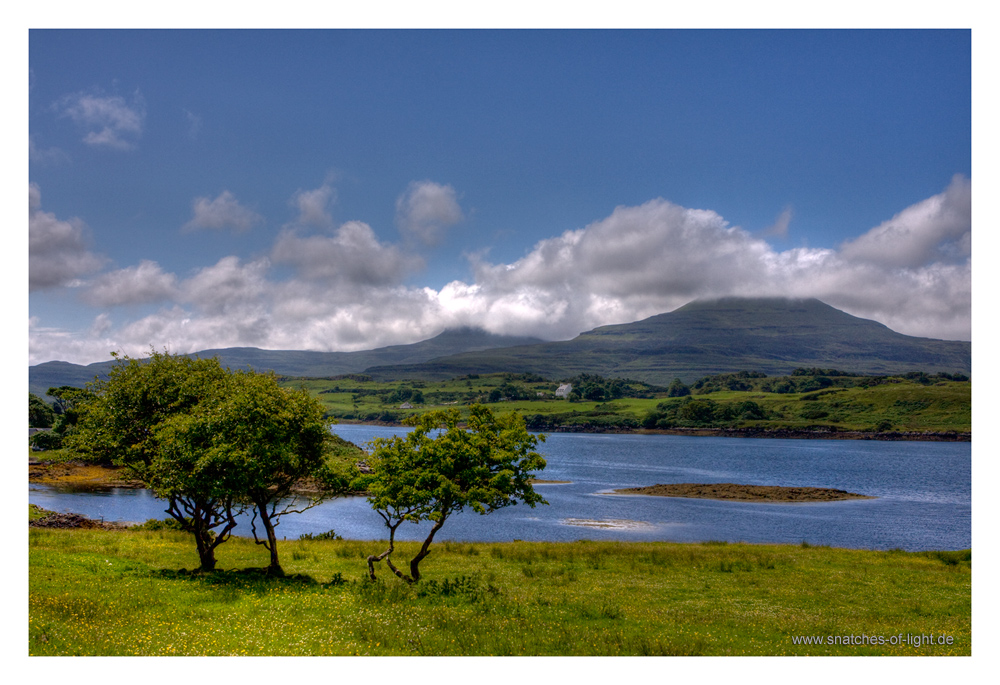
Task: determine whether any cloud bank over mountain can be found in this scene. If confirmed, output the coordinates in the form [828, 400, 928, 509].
[28, 176, 971, 365]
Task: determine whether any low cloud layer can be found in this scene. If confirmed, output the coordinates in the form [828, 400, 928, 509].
[29, 177, 972, 365]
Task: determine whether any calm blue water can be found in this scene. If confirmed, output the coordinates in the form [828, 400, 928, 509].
[29, 426, 971, 551]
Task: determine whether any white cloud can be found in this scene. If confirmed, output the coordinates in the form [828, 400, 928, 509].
[180, 256, 271, 315]
[396, 180, 464, 246]
[83, 260, 178, 307]
[28, 178, 971, 364]
[762, 206, 793, 238]
[272, 220, 423, 287]
[290, 181, 337, 228]
[29, 183, 105, 291]
[182, 191, 263, 233]
[57, 91, 146, 150]
[29, 136, 69, 165]
[840, 175, 971, 268]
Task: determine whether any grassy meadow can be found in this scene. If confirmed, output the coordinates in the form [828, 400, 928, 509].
[29, 521, 970, 656]
[282, 372, 971, 435]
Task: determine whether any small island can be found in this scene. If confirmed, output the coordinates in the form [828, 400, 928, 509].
[613, 482, 874, 502]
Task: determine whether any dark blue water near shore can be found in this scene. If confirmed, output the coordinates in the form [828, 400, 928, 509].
[29, 426, 971, 551]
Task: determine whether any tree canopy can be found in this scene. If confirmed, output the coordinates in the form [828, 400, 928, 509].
[363, 405, 547, 583]
[69, 350, 343, 573]
[29, 393, 55, 428]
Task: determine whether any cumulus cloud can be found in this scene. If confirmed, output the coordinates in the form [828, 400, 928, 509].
[182, 191, 263, 233]
[56, 90, 146, 150]
[272, 221, 423, 287]
[28, 177, 971, 365]
[290, 181, 337, 228]
[840, 175, 971, 268]
[396, 181, 464, 246]
[82, 260, 178, 307]
[456, 183, 971, 341]
[29, 183, 105, 291]
[180, 256, 271, 315]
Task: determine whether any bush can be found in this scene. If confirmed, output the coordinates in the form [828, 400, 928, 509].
[132, 518, 189, 532]
[298, 529, 343, 541]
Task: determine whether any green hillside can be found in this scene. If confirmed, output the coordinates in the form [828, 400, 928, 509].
[288, 369, 970, 437]
[364, 298, 971, 385]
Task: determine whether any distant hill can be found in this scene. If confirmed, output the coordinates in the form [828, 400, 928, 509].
[362, 298, 972, 385]
[28, 328, 545, 398]
[29, 299, 972, 395]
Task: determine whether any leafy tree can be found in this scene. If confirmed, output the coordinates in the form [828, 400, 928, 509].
[677, 398, 718, 425]
[195, 370, 344, 574]
[69, 350, 342, 573]
[666, 378, 690, 397]
[29, 393, 55, 428]
[29, 386, 95, 450]
[363, 405, 547, 583]
[68, 352, 236, 571]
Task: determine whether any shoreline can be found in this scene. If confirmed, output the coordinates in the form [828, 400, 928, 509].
[333, 419, 970, 442]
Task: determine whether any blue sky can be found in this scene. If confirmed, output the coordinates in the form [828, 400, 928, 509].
[27, 28, 972, 365]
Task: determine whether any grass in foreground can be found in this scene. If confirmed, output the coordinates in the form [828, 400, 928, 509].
[29, 526, 970, 656]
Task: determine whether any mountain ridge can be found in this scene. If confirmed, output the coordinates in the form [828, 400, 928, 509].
[28, 327, 546, 398]
[362, 297, 971, 384]
[29, 298, 971, 395]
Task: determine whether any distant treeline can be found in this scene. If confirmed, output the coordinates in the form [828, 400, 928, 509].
[681, 369, 968, 396]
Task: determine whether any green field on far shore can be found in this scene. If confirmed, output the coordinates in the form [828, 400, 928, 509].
[29, 521, 970, 656]
[280, 371, 970, 436]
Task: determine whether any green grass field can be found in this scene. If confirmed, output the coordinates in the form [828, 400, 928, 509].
[29, 523, 970, 656]
[281, 373, 970, 435]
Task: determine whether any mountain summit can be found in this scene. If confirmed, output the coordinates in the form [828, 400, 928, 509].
[364, 298, 971, 384]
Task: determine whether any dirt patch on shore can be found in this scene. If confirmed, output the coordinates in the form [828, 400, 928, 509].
[28, 461, 144, 489]
[29, 510, 129, 530]
[613, 483, 874, 502]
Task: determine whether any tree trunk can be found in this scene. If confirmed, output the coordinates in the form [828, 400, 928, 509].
[409, 514, 448, 583]
[193, 527, 217, 572]
[254, 499, 283, 575]
[367, 519, 402, 581]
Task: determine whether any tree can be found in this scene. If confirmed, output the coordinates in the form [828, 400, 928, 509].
[29, 393, 55, 428]
[666, 378, 690, 397]
[364, 405, 547, 583]
[193, 370, 343, 575]
[68, 351, 237, 571]
[69, 350, 342, 573]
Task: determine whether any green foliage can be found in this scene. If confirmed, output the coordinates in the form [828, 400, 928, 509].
[68, 350, 343, 573]
[298, 530, 344, 541]
[667, 378, 690, 397]
[29, 393, 55, 428]
[30, 430, 64, 451]
[564, 373, 649, 402]
[30, 386, 96, 451]
[364, 405, 547, 582]
[295, 368, 969, 435]
[131, 518, 191, 532]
